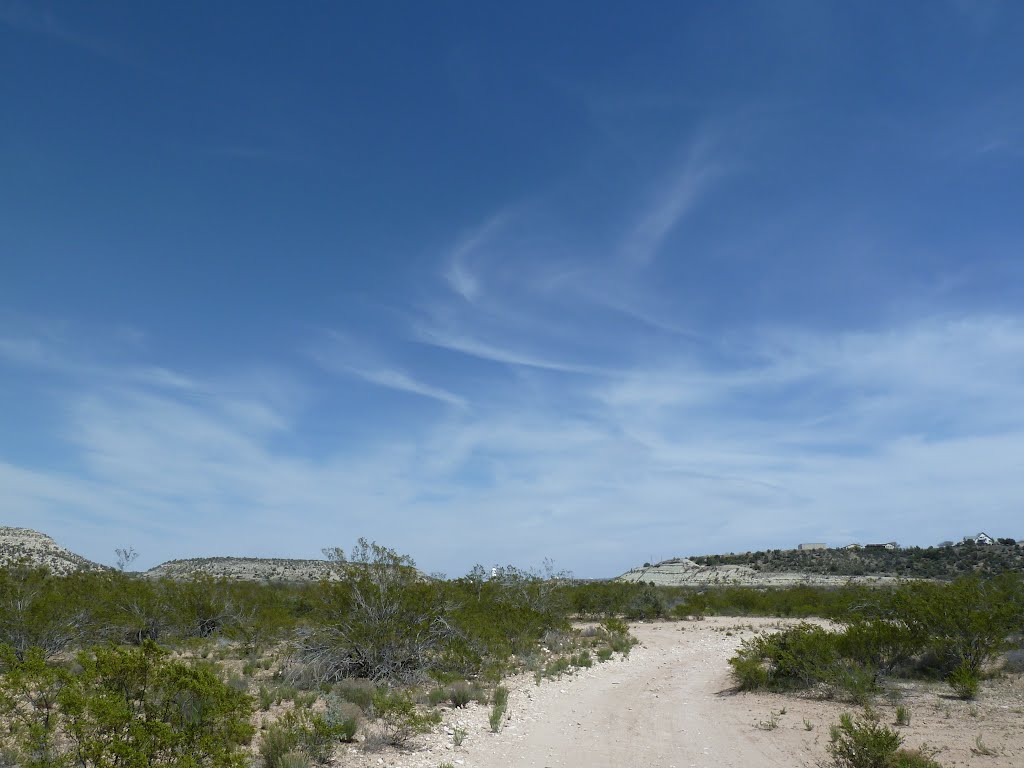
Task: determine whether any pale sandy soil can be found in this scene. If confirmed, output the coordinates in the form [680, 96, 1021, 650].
[332, 618, 1024, 768]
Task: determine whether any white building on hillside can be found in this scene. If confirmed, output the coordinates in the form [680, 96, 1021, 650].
[962, 532, 995, 545]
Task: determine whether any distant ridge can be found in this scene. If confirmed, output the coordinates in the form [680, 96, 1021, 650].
[0, 527, 107, 575]
[617, 557, 902, 588]
[145, 556, 340, 583]
[621, 541, 1024, 586]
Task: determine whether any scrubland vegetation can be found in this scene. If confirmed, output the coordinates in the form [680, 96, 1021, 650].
[728, 575, 1024, 700]
[0, 541, 635, 766]
[690, 540, 1023, 579]
[1, 541, 1022, 767]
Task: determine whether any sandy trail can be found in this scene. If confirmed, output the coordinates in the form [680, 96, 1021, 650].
[472, 621, 793, 768]
[349, 617, 1021, 768]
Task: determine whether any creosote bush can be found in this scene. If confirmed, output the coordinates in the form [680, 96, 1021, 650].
[259, 707, 355, 767]
[826, 711, 943, 768]
[729, 575, 1024, 703]
[447, 681, 472, 708]
[946, 663, 979, 700]
[0, 640, 254, 768]
[367, 688, 439, 748]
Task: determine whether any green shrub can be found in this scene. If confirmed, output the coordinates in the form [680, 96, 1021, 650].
[332, 678, 376, 710]
[572, 650, 593, 668]
[0, 641, 254, 768]
[448, 681, 471, 708]
[893, 748, 943, 768]
[425, 687, 448, 706]
[895, 706, 910, 726]
[596, 647, 613, 663]
[827, 712, 903, 768]
[259, 708, 352, 766]
[293, 540, 456, 685]
[489, 701, 505, 733]
[276, 753, 311, 768]
[324, 695, 361, 743]
[947, 663, 979, 700]
[369, 688, 439, 747]
[600, 617, 629, 636]
[543, 657, 571, 678]
[259, 685, 275, 711]
[829, 662, 879, 705]
[892, 576, 1022, 677]
[492, 685, 509, 708]
[259, 719, 302, 768]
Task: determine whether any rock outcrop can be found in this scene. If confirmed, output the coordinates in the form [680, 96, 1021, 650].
[617, 557, 902, 588]
[0, 527, 106, 575]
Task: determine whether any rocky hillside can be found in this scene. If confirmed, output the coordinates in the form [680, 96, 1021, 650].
[145, 557, 341, 582]
[0, 527, 107, 575]
[618, 558, 903, 588]
[689, 542, 1024, 580]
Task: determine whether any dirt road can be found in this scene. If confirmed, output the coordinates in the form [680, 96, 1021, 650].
[343, 617, 1022, 768]
[471, 621, 796, 768]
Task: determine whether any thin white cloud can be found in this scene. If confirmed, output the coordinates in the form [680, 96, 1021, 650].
[309, 331, 466, 407]
[623, 135, 723, 265]
[414, 326, 604, 375]
[443, 211, 512, 302]
[3, 314, 1024, 574]
[344, 366, 467, 408]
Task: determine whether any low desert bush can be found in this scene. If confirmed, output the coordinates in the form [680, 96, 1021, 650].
[895, 705, 911, 726]
[0, 642, 255, 768]
[946, 663, 979, 700]
[826, 711, 943, 768]
[543, 657, 571, 678]
[492, 684, 509, 708]
[367, 688, 439, 748]
[276, 753, 311, 768]
[448, 681, 471, 707]
[827, 712, 904, 768]
[489, 701, 505, 733]
[571, 650, 592, 668]
[260, 708, 353, 766]
[324, 694, 361, 742]
[332, 678, 377, 710]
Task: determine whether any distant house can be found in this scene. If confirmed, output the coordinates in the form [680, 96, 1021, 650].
[842, 543, 862, 550]
[797, 543, 827, 551]
[864, 542, 899, 550]
[962, 532, 995, 545]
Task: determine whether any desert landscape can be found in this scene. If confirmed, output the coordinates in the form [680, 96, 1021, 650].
[0, 527, 1022, 768]
[6, 5, 1023, 767]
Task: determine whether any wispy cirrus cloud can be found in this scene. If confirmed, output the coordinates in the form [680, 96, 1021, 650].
[309, 331, 466, 407]
[3, 311, 1024, 573]
[442, 211, 513, 303]
[622, 134, 725, 265]
[413, 325, 603, 375]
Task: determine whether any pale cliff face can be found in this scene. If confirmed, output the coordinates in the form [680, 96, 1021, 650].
[0, 526, 105, 575]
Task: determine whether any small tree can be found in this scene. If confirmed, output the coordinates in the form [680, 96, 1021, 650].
[292, 540, 454, 684]
[114, 546, 139, 572]
[0, 565, 86, 660]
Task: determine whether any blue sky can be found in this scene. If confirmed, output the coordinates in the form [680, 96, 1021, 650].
[2, 2, 1023, 576]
